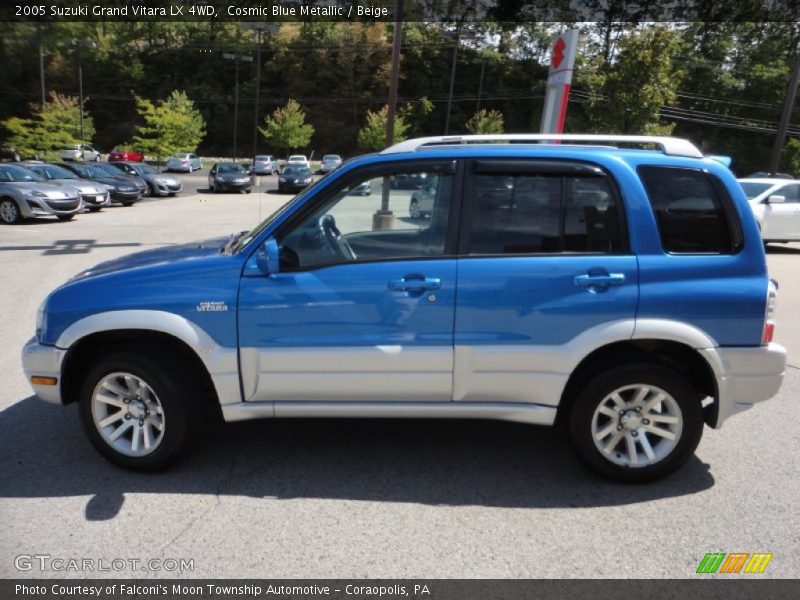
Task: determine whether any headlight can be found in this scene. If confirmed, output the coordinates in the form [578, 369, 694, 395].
[103, 183, 117, 191]
[278, 177, 286, 182]
[155, 178, 168, 185]
[25, 189, 48, 198]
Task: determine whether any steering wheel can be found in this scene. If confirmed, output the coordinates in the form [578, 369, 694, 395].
[318, 214, 356, 260]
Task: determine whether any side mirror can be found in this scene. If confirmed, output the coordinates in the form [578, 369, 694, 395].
[255, 237, 280, 275]
[767, 195, 785, 204]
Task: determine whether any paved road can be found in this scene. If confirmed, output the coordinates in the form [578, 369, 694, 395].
[0, 171, 797, 578]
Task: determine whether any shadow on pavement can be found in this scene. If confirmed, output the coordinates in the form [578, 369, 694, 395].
[765, 243, 800, 254]
[0, 396, 714, 520]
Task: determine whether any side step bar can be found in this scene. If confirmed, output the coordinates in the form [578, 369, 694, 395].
[221, 401, 557, 426]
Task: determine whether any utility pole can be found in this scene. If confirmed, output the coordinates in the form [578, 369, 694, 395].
[223, 52, 253, 160]
[70, 40, 97, 144]
[373, 0, 404, 231]
[474, 57, 486, 113]
[769, 50, 800, 175]
[38, 23, 46, 107]
[242, 23, 277, 167]
[444, 26, 460, 135]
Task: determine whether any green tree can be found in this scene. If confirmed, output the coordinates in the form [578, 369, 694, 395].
[581, 26, 682, 134]
[357, 105, 409, 151]
[1, 92, 94, 158]
[258, 99, 315, 157]
[465, 109, 505, 134]
[132, 90, 205, 162]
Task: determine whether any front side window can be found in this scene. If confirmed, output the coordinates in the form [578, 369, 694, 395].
[776, 183, 800, 203]
[277, 166, 453, 270]
[639, 166, 742, 254]
[467, 169, 625, 255]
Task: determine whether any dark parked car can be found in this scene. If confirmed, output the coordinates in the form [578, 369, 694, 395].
[109, 162, 183, 197]
[58, 163, 142, 206]
[91, 162, 148, 196]
[278, 165, 313, 193]
[208, 163, 252, 193]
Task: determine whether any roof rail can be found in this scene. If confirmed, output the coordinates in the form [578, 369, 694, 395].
[380, 134, 704, 159]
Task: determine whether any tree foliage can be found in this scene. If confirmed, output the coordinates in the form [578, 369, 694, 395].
[1, 92, 94, 157]
[258, 99, 315, 157]
[132, 90, 205, 161]
[357, 105, 410, 151]
[579, 26, 682, 135]
[465, 109, 505, 134]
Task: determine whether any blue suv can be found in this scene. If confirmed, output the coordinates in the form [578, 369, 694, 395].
[22, 135, 787, 481]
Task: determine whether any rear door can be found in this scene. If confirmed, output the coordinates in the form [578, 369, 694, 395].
[453, 160, 638, 406]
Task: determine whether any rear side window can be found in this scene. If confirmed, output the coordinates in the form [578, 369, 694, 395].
[639, 166, 742, 254]
[467, 170, 626, 255]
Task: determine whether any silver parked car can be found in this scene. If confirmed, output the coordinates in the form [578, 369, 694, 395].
[60, 144, 103, 162]
[165, 153, 202, 172]
[23, 163, 110, 212]
[320, 154, 342, 173]
[0, 164, 83, 224]
[251, 155, 279, 175]
[109, 162, 183, 197]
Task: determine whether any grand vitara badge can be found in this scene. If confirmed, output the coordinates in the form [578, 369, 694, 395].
[196, 301, 228, 312]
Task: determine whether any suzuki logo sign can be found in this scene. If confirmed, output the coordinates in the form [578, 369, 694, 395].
[552, 37, 566, 69]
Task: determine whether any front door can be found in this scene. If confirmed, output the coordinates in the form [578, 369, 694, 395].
[238, 161, 459, 403]
[453, 160, 639, 406]
[762, 182, 800, 240]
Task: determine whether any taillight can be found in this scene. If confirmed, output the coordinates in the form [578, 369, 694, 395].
[762, 278, 778, 345]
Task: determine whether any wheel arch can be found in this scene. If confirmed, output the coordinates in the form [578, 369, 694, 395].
[556, 338, 719, 427]
[60, 329, 220, 413]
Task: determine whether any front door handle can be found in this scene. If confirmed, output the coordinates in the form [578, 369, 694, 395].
[574, 273, 626, 287]
[388, 276, 442, 292]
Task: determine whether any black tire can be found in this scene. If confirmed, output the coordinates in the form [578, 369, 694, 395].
[567, 363, 704, 482]
[145, 183, 155, 197]
[0, 198, 22, 224]
[57, 214, 75, 221]
[121, 201, 135, 207]
[88, 206, 102, 213]
[77, 349, 206, 470]
[245, 189, 252, 194]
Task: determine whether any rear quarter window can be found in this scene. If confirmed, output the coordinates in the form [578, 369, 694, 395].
[638, 166, 743, 254]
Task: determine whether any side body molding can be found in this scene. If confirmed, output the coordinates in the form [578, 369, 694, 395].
[56, 310, 241, 405]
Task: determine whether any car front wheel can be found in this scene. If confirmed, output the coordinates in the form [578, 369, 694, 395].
[0, 198, 22, 224]
[78, 350, 203, 470]
[568, 364, 703, 482]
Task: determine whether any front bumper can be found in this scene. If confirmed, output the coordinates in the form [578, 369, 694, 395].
[216, 180, 252, 191]
[21, 337, 66, 405]
[81, 192, 110, 207]
[21, 196, 83, 218]
[110, 190, 142, 202]
[701, 342, 787, 427]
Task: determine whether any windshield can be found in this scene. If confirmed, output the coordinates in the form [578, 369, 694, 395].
[283, 166, 310, 176]
[0, 165, 44, 182]
[132, 164, 157, 174]
[738, 181, 773, 200]
[217, 164, 245, 174]
[288, 156, 306, 162]
[323, 155, 340, 161]
[30, 164, 78, 179]
[94, 163, 126, 176]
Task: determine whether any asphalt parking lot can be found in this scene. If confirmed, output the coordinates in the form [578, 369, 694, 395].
[0, 170, 798, 578]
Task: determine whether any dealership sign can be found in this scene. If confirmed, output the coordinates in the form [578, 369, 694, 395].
[540, 29, 579, 134]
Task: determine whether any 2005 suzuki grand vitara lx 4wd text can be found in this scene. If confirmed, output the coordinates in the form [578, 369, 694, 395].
[22, 134, 787, 481]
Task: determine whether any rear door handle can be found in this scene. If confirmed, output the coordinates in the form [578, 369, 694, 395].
[574, 273, 626, 287]
[388, 277, 441, 292]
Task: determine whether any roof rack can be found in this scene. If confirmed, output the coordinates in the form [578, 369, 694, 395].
[380, 134, 704, 159]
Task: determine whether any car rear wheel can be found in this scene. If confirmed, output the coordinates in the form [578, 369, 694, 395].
[568, 363, 703, 482]
[0, 198, 22, 224]
[78, 350, 204, 470]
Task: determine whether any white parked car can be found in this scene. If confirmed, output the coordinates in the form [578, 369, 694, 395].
[286, 154, 310, 168]
[738, 178, 800, 243]
[60, 144, 102, 162]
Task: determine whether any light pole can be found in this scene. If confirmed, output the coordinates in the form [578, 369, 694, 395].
[223, 52, 253, 161]
[70, 39, 97, 143]
[473, 57, 486, 114]
[443, 27, 460, 135]
[242, 23, 278, 168]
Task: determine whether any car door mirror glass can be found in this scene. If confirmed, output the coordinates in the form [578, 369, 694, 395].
[767, 195, 785, 204]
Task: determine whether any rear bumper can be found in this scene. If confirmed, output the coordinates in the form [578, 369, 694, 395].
[701, 343, 787, 427]
[21, 337, 66, 405]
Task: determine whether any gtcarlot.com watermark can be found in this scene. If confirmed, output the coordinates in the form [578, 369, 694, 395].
[15, 554, 194, 573]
